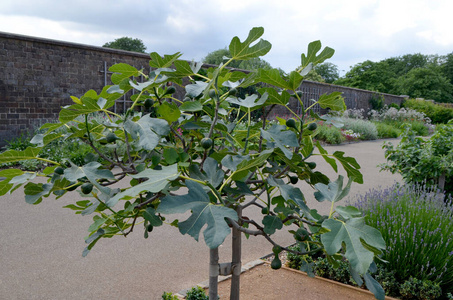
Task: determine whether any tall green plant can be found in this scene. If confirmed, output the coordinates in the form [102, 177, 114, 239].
[0, 28, 385, 300]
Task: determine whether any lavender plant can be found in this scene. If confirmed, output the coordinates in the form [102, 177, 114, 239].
[354, 184, 453, 295]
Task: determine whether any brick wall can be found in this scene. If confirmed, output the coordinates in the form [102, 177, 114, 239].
[0, 31, 406, 147]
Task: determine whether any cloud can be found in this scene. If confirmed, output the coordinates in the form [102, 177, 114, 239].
[1, 0, 453, 74]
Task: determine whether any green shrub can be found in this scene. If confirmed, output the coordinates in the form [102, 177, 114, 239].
[3, 133, 34, 151]
[162, 291, 179, 300]
[354, 184, 453, 295]
[186, 286, 208, 300]
[382, 123, 453, 195]
[314, 124, 345, 144]
[369, 94, 385, 110]
[373, 122, 400, 138]
[403, 98, 453, 124]
[399, 277, 442, 300]
[388, 102, 400, 109]
[341, 118, 378, 140]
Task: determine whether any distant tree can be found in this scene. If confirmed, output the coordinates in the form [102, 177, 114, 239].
[315, 62, 339, 83]
[397, 66, 453, 102]
[334, 60, 395, 93]
[103, 37, 147, 53]
[442, 52, 453, 85]
[304, 69, 325, 82]
[203, 48, 272, 70]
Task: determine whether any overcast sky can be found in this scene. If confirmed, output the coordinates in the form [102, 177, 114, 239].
[2, 0, 453, 75]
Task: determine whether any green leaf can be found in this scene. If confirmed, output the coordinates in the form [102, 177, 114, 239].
[59, 98, 101, 123]
[288, 71, 304, 90]
[232, 150, 273, 180]
[169, 60, 202, 77]
[314, 175, 352, 203]
[64, 161, 115, 196]
[0, 169, 25, 196]
[180, 100, 203, 112]
[109, 63, 139, 84]
[332, 151, 363, 184]
[258, 69, 292, 90]
[157, 102, 181, 122]
[149, 52, 182, 68]
[267, 176, 312, 219]
[258, 88, 291, 106]
[24, 182, 53, 204]
[316, 92, 346, 111]
[0, 147, 42, 164]
[315, 141, 337, 172]
[300, 40, 335, 69]
[335, 206, 363, 220]
[260, 125, 299, 159]
[226, 92, 268, 110]
[229, 27, 272, 60]
[364, 273, 385, 300]
[163, 148, 178, 164]
[157, 180, 238, 249]
[185, 81, 209, 98]
[106, 164, 179, 207]
[143, 207, 163, 227]
[124, 115, 170, 151]
[321, 217, 385, 275]
[262, 215, 283, 235]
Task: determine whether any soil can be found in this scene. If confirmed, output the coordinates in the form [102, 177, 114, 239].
[209, 262, 396, 300]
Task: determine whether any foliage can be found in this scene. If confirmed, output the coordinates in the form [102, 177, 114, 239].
[0, 28, 385, 299]
[203, 47, 273, 71]
[287, 243, 442, 298]
[314, 123, 345, 144]
[102, 37, 147, 53]
[372, 122, 400, 139]
[369, 94, 385, 110]
[399, 277, 442, 300]
[396, 66, 453, 103]
[381, 123, 453, 195]
[161, 291, 179, 300]
[186, 286, 209, 300]
[2, 133, 34, 151]
[341, 118, 378, 140]
[354, 183, 453, 295]
[335, 53, 453, 103]
[315, 62, 339, 83]
[403, 98, 453, 124]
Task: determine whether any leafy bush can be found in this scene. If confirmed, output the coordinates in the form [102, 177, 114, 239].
[186, 286, 209, 300]
[354, 184, 453, 295]
[3, 133, 34, 151]
[382, 123, 453, 195]
[403, 98, 453, 124]
[369, 94, 385, 110]
[399, 277, 442, 300]
[314, 124, 345, 144]
[341, 118, 378, 140]
[373, 122, 400, 138]
[162, 291, 179, 300]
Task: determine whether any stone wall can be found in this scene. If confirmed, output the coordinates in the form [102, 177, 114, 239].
[0, 31, 406, 147]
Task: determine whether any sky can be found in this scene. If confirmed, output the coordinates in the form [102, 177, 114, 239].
[1, 0, 453, 75]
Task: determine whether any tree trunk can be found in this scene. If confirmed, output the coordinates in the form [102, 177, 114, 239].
[209, 247, 219, 300]
[230, 207, 242, 300]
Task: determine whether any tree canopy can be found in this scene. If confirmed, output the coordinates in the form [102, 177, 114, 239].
[102, 37, 147, 53]
[335, 53, 453, 103]
[203, 47, 273, 70]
